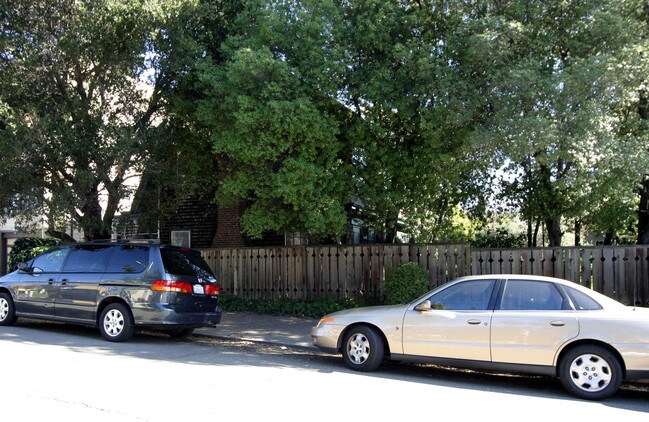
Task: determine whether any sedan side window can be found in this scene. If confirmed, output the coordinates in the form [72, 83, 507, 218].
[500, 280, 565, 311]
[429, 279, 496, 310]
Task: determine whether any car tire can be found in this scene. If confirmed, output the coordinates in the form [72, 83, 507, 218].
[342, 325, 384, 372]
[99, 303, 134, 342]
[0, 292, 17, 326]
[167, 328, 194, 338]
[559, 344, 622, 400]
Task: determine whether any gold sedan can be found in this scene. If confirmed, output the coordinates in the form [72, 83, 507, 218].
[311, 275, 649, 400]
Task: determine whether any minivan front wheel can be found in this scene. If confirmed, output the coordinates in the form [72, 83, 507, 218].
[0, 292, 17, 326]
[99, 303, 134, 342]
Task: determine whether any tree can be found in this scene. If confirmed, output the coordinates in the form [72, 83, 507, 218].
[0, 0, 200, 240]
[191, 0, 353, 240]
[190, 0, 491, 242]
[469, 0, 649, 246]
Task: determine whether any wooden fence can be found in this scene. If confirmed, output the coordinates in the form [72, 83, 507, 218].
[200, 244, 649, 306]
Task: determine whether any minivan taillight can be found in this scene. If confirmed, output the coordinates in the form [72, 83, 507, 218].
[151, 280, 193, 294]
[205, 284, 221, 296]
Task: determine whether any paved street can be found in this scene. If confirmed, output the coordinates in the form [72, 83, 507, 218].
[1, 320, 648, 421]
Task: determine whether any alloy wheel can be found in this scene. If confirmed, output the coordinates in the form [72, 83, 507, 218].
[0, 297, 8, 321]
[102, 308, 125, 337]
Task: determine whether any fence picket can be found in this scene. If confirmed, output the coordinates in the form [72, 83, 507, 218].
[200, 244, 648, 306]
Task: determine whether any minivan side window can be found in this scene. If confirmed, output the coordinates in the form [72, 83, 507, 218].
[62, 245, 113, 273]
[31, 248, 70, 273]
[106, 245, 149, 273]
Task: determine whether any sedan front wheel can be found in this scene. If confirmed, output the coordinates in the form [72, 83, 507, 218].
[342, 325, 384, 372]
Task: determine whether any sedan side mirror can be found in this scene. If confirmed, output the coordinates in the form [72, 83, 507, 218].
[415, 300, 432, 312]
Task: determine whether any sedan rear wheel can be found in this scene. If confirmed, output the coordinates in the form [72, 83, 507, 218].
[0, 292, 17, 326]
[99, 303, 134, 342]
[342, 325, 384, 372]
[559, 345, 622, 400]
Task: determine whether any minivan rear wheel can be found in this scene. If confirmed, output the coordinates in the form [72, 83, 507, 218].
[99, 303, 134, 342]
[0, 292, 17, 326]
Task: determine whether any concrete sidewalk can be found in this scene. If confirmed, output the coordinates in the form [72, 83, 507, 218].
[195, 312, 319, 349]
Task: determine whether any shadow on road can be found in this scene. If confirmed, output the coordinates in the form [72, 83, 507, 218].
[2, 319, 648, 413]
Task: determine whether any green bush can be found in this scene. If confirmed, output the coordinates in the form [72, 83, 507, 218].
[219, 296, 358, 318]
[8, 237, 62, 271]
[384, 262, 429, 305]
[473, 227, 526, 248]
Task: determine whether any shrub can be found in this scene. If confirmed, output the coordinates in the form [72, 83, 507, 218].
[218, 296, 358, 318]
[473, 227, 526, 248]
[384, 262, 429, 305]
[8, 237, 62, 271]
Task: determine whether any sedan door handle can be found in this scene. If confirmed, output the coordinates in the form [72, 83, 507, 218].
[550, 321, 565, 327]
[467, 319, 482, 325]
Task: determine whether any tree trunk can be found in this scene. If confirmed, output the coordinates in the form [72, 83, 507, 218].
[533, 219, 540, 247]
[574, 220, 581, 246]
[637, 176, 649, 244]
[603, 229, 616, 245]
[545, 218, 562, 246]
[637, 89, 649, 244]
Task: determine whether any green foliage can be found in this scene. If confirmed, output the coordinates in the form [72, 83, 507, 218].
[384, 262, 429, 305]
[0, 0, 205, 240]
[473, 227, 527, 249]
[219, 296, 358, 318]
[8, 237, 61, 272]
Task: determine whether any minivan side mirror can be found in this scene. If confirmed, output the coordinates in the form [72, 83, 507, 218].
[17, 262, 29, 272]
[415, 300, 432, 312]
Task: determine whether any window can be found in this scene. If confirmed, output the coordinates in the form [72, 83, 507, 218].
[31, 248, 69, 273]
[62, 245, 113, 273]
[429, 279, 496, 310]
[170, 230, 191, 248]
[562, 285, 603, 310]
[106, 245, 149, 273]
[500, 280, 565, 311]
[161, 248, 215, 279]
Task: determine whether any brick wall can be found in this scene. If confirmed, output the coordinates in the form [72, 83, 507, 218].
[160, 196, 218, 248]
[213, 202, 246, 247]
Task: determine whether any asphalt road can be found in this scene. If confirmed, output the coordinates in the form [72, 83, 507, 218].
[1, 320, 648, 421]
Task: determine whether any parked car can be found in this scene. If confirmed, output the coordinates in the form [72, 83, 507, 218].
[0, 241, 222, 341]
[311, 274, 649, 400]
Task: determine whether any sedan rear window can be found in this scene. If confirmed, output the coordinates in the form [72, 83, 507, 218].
[562, 285, 603, 310]
[161, 248, 215, 279]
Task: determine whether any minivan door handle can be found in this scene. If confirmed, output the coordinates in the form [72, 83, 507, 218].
[60, 279, 69, 285]
[47, 278, 55, 285]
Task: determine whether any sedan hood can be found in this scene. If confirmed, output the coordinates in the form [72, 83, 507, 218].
[324, 304, 410, 320]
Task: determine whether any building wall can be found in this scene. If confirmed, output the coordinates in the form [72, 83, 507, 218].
[159, 196, 219, 249]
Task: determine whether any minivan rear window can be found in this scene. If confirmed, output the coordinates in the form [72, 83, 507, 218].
[161, 248, 215, 279]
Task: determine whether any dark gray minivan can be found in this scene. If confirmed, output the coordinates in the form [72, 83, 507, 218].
[0, 241, 222, 341]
